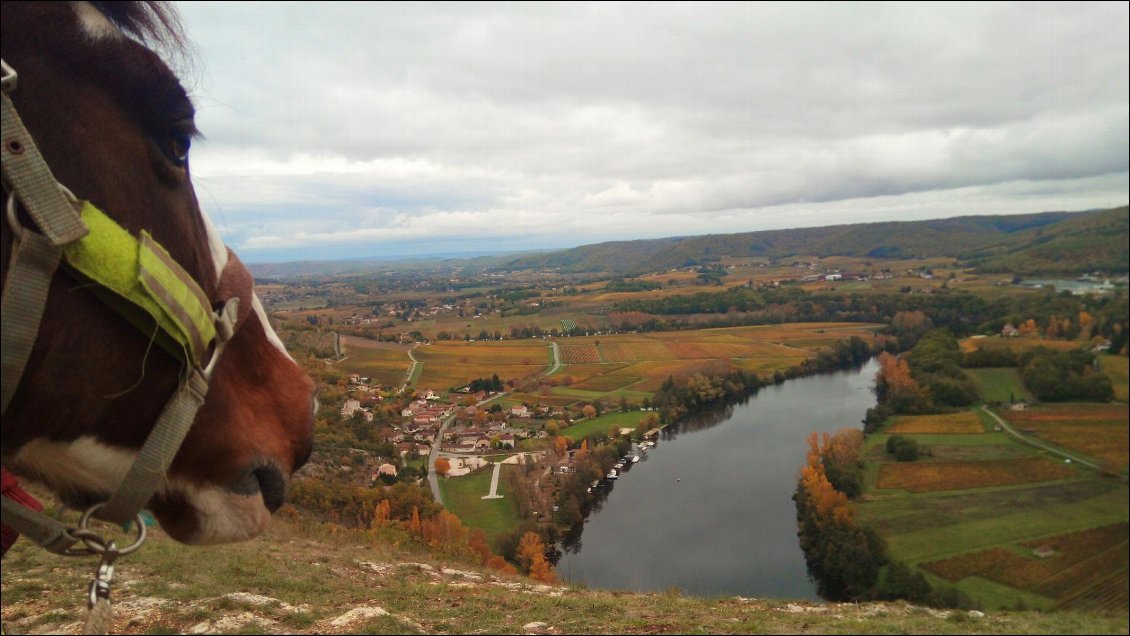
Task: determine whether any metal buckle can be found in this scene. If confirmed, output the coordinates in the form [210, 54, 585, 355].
[1, 58, 17, 93]
[64, 502, 148, 558]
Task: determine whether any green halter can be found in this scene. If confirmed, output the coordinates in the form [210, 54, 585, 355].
[1, 57, 238, 550]
[63, 201, 218, 368]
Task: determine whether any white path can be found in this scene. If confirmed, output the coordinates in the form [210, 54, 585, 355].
[482, 461, 504, 500]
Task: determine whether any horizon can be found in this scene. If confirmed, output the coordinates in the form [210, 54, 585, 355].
[242, 204, 1125, 265]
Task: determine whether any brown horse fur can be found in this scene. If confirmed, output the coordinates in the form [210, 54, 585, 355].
[1, 1, 315, 544]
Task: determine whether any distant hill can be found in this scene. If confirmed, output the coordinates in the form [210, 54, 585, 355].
[496, 207, 1127, 275]
[959, 206, 1129, 275]
[248, 206, 1128, 278]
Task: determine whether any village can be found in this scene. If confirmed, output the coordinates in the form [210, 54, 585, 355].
[334, 372, 577, 485]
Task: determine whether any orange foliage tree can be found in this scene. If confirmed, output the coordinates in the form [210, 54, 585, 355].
[435, 457, 451, 476]
[794, 431, 884, 600]
[516, 531, 558, 583]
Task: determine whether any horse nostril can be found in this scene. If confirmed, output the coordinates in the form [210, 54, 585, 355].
[254, 465, 286, 513]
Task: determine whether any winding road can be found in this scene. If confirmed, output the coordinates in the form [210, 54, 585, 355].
[978, 405, 1124, 481]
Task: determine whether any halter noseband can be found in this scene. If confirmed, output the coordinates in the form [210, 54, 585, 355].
[1, 57, 240, 551]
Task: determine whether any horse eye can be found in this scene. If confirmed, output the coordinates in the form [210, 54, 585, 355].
[163, 133, 192, 167]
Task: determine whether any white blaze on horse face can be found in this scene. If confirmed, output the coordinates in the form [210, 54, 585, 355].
[198, 210, 289, 361]
[199, 210, 230, 289]
[252, 293, 295, 361]
[73, 1, 123, 40]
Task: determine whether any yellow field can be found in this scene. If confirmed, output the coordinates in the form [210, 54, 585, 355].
[1100, 354, 1129, 402]
[961, 336, 1085, 354]
[876, 458, 1077, 493]
[887, 412, 985, 434]
[338, 322, 881, 403]
[553, 323, 881, 395]
[337, 336, 412, 387]
[412, 341, 552, 391]
[1003, 404, 1130, 468]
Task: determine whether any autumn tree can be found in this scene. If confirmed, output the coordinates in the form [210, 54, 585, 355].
[794, 431, 885, 600]
[371, 499, 391, 528]
[875, 352, 928, 414]
[574, 438, 590, 464]
[1078, 311, 1094, 339]
[515, 531, 557, 582]
[435, 457, 451, 477]
[408, 506, 422, 536]
[582, 404, 597, 419]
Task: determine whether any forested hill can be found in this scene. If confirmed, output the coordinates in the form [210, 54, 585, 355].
[496, 206, 1127, 275]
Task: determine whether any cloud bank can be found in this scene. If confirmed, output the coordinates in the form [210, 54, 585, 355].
[177, 2, 1129, 262]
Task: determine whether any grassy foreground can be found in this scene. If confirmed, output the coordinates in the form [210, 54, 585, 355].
[2, 511, 1128, 635]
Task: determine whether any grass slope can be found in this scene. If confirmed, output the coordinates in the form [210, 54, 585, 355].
[3, 512, 1128, 635]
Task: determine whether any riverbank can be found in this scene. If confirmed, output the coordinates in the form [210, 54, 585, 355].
[557, 359, 882, 598]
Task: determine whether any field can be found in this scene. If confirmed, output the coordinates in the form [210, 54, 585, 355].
[337, 336, 412, 387]
[886, 412, 986, 434]
[960, 335, 1085, 354]
[1100, 354, 1129, 402]
[437, 465, 518, 543]
[542, 322, 881, 402]
[858, 403, 1129, 611]
[919, 523, 1129, 612]
[412, 340, 553, 392]
[558, 411, 651, 442]
[1001, 404, 1130, 469]
[965, 367, 1035, 404]
[875, 457, 1077, 493]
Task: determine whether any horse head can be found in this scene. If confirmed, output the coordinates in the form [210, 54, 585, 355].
[1, 1, 316, 545]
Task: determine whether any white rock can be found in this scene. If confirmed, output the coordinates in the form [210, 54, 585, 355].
[189, 612, 274, 634]
[329, 606, 390, 627]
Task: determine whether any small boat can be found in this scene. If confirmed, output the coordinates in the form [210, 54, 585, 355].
[606, 469, 618, 480]
[614, 462, 624, 470]
[630, 455, 641, 463]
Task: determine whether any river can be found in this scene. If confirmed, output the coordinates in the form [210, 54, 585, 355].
[556, 357, 880, 599]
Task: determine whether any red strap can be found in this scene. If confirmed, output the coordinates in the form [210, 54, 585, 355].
[1, 466, 43, 556]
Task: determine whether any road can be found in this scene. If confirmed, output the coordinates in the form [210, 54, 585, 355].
[977, 405, 1124, 480]
[425, 340, 570, 505]
[402, 344, 421, 391]
[426, 391, 508, 506]
[546, 341, 562, 376]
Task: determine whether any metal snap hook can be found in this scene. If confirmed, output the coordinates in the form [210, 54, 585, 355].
[68, 502, 148, 557]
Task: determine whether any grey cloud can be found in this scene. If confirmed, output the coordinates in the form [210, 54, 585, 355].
[175, 2, 1128, 258]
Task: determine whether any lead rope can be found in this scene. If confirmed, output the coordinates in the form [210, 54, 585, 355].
[71, 505, 146, 636]
[84, 541, 117, 635]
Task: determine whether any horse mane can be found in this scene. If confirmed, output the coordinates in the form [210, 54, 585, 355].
[87, 1, 188, 53]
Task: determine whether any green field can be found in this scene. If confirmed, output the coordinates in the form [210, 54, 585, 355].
[1099, 354, 1129, 402]
[558, 410, 653, 442]
[437, 465, 518, 543]
[966, 367, 1035, 404]
[857, 407, 1129, 611]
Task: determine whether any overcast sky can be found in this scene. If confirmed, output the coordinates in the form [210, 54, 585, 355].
[173, 2, 1128, 263]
